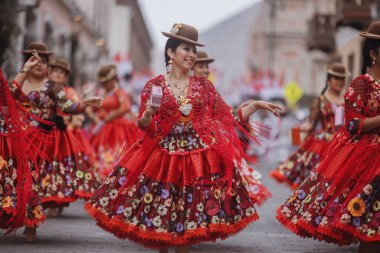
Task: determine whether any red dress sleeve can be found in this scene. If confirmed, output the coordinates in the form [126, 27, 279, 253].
[136, 81, 154, 131]
[344, 76, 368, 135]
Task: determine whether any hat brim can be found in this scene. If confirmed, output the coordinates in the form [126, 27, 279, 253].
[21, 49, 53, 56]
[195, 58, 215, 64]
[97, 68, 117, 83]
[358, 32, 380, 40]
[328, 69, 351, 78]
[49, 63, 71, 73]
[162, 32, 205, 47]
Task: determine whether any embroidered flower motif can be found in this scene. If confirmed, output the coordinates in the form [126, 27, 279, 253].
[2, 196, 13, 208]
[197, 203, 204, 212]
[213, 189, 221, 199]
[373, 200, 380, 211]
[348, 198, 366, 217]
[352, 217, 361, 227]
[186, 221, 197, 230]
[131, 199, 140, 208]
[187, 193, 193, 203]
[99, 197, 109, 207]
[116, 205, 124, 214]
[131, 216, 139, 225]
[315, 216, 322, 225]
[160, 189, 169, 199]
[211, 216, 220, 223]
[157, 205, 168, 216]
[302, 212, 312, 222]
[298, 190, 306, 200]
[164, 198, 172, 207]
[109, 189, 118, 200]
[245, 207, 255, 216]
[282, 206, 291, 218]
[85, 173, 92, 181]
[144, 205, 151, 214]
[340, 213, 351, 224]
[304, 194, 312, 204]
[32, 206, 44, 219]
[171, 212, 177, 221]
[123, 207, 133, 217]
[175, 222, 184, 232]
[153, 216, 162, 227]
[144, 193, 153, 204]
[118, 176, 127, 186]
[205, 199, 220, 216]
[234, 215, 241, 222]
[76, 171, 84, 179]
[140, 185, 149, 195]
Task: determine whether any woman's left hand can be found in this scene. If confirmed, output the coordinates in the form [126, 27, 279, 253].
[81, 96, 103, 109]
[248, 100, 282, 117]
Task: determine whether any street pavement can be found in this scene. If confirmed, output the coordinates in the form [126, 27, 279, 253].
[0, 161, 357, 253]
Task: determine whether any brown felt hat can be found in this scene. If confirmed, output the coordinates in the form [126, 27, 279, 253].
[162, 23, 205, 47]
[97, 64, 117, 83]
[50, 58, 71, 73]
[327, 63, 350, 78]
[359, 21, 380, 40]
[195, 51, 214, 64]
[22, 42, 53, 55]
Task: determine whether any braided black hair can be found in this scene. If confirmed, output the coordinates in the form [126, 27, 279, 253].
[361, 38, 380, 74]
[321, 74, 333, 95]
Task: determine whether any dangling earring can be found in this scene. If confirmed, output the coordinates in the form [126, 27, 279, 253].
[167, 59, 173, 73]
[188, 69, 193, 77]
[373, 57, 376, 65]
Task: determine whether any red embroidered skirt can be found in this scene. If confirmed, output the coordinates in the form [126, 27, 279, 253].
[271, 130, 332, 189]
[277, 130, 380, 245]
[85, 138, 259, 248]
[37, 128, 101, 208]
[0, 134, 45, 228]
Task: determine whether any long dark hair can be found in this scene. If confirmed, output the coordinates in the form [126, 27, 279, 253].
[164, 38, 182, 67]
[361, 38, 380, 74]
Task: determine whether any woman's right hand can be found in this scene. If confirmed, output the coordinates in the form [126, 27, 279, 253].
[144, 100, 160, 118]
[23, 49, 41, 72]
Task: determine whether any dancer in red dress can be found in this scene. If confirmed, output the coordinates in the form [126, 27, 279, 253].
[85, 23, 281, 253]
[271, 63, 349, 189]
[48, 58, 101, 201]
[12, 43, 102, 214]
[193, 50, 271, 205]
[0, 51, 53, 241]
[276, 21, 380, 253]
[88, 64, 138, 177]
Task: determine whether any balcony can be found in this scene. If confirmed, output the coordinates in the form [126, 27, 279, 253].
[308, 14, 336, 53]
[336, 0, 375, 30]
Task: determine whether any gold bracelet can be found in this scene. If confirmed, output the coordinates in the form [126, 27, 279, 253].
[20, 66, 29, 73]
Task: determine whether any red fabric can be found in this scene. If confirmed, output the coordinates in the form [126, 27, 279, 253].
[271, 95, 342, 189]
[0, 70, 52, 232]
[277, 75, 380, 244]
[85, 202, 258, 248]
[136, 75, 265, 191]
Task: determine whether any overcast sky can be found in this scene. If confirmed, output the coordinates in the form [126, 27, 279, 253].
[139, 0, 261, 48]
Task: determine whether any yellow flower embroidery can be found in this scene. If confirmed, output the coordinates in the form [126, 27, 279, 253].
[2, 196, 13, 208]
[347, 198, 366, 217]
